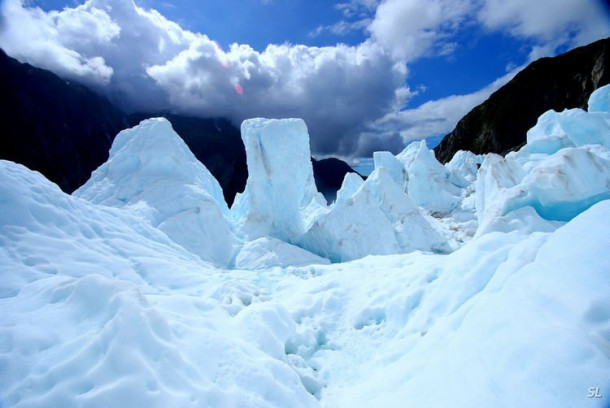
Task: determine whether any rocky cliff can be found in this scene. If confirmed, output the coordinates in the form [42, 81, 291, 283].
[434, 37, 610, 163]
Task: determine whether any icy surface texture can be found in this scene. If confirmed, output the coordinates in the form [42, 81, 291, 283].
[305, 200, 610, 407]
[75, 118, 238, 266]
[445, 150, 483, 188]
[235, 237, 330, 270]
[0, 160, 317, 407]
[476, 88, 610, 234]
[2, 86, 610, 408]
[373, 151, 408, 191]
[588, 83, 610, 113]
[230, 118, 324, 242]
[300, 167, 447, 262]
[399, 141, 462, 213]
[3, 156, 608, 407]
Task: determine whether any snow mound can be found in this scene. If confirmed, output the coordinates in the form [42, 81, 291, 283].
[235, 237, 330, 270]
[75, 118, 238, 267]
[308, 200, 610, 407]
[588, 83, 610, 113]
[0, 160, 318, 407]
[0, 159, 204, 295]
[445, 150, 483, 188]
[230, 118, 325, 242]
[399, 141, 462, 213]
[300, 167, 447, 262]
[477, 89, 610, 234]
[373, 151, 408, 191]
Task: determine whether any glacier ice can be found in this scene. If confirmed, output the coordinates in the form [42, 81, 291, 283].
[588, 83, 610, 113]
[1, 85, 610, 408]
[361, 167, 448, 253]
[373, 151, 408, 191]
[524, 100, 610, 157]
[0, 159, 318, 407]
[299, 166, 447, 262]
[298, 176, 401, 262]
[334, 172, 364, 204]
[505, 145, 610, 221]
[235, 237, 330, 270]
[75, 118, 238, 267]
[445, 150, 482, 188]
[230, 118, 325, 242]
[399, 140, 462, 213]
[476, 86, 610, 234]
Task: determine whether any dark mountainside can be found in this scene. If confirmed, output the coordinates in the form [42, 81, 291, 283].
[312, 157, 361, 203]
[0, 49, 359, 205]
[434, 37, 610, 163]
[0, 49, 127, 193]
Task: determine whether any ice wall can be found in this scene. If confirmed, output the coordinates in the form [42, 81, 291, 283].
[373, 151, 408, 191]
[299, 167, 448, 262]
[75, 118, 238, 267]
[398, 141, 462, 213]
[230, 118, 325, 242]
[476, 84, 610, 234]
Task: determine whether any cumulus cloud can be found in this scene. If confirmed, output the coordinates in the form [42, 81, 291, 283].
[0, 0, 608, 159]
[0, 0, 407, 156]
[368, 0, 610, 61]
[368, 0, 473, 60]
[478, 0, 610, 49]
[362, 68, 519, 155]
[0, 0, 117, 84]
[148, 40, 407, 154]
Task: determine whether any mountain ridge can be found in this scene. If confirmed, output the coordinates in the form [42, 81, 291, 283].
[434, 37, 610, 163]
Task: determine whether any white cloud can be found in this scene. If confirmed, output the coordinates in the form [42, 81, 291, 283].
[309, 19, 371, 38]
[147, 40, 408, 155]
[336, 0, 379, 18]
[0, 0, 408, 157]
[478, 0, 610, 48]
[1, 0, 607, 159]
[309, 0, 378, 39]
[368, 0, 473, 60]
[367, 0, 609, 62]
[0, 0, 116, 84]
[362, 68, 520, 155]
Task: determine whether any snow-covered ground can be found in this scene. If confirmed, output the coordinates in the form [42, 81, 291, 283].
[1, 86, 610, 407]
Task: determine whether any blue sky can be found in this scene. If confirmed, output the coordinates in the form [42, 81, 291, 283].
[3, 0, 610, 160]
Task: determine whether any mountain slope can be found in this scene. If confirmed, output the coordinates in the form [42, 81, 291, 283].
[434, 37, 610, 163]
[0, 49, 127, 193]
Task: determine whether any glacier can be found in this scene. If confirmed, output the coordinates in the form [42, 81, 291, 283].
[74, 118, 239, 267]
[1, 85, 610, 407]
[229, 118, 326, 243]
